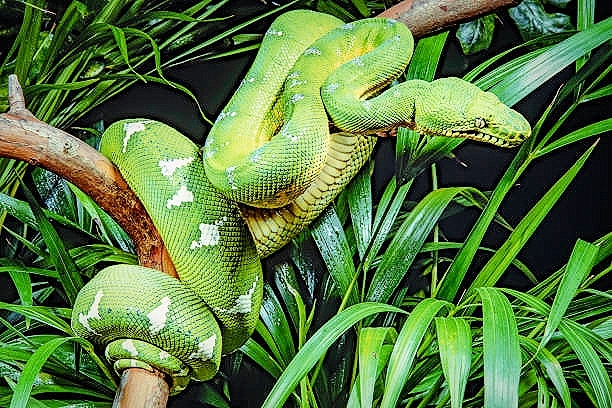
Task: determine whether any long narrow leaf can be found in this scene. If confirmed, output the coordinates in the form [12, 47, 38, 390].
[435, 317, 472, 408]
[380, 298, 449, 408]
[358, 327, 394, 408]
[311, 207, 359, 305]
[368, 187, 476, 304]
[262, 302, 403, 408]
[467, 142, 596, 293]
[478, 288, 521, 408]
[559, 320, 612, 408]
[489, 17, 612, 105]
[10, 336, 88, 408]
[541, 239, 598, 347]
[347, 162, 373, 259]
[520, 336, 571, 408]
[20, 183, 83, 304]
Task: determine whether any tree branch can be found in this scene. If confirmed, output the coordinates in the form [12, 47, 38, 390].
[379, 0, 521, 38]
[0, 1, 524, 406]
[0, 75, 177, 279]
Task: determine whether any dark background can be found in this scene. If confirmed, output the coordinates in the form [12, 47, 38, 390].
[81, 4, 610, 405]
[0, 1, 606, 405]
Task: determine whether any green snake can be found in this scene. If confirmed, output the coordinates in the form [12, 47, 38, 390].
[71, 10, 530, 393]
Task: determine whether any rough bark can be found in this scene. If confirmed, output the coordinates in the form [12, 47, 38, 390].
[0, 0, 523, 406]
[379, 0, 521, 38]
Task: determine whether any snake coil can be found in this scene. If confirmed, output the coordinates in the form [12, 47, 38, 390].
[71, 10, 530, 393]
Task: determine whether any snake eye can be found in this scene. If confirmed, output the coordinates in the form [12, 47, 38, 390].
[475, 118, 487, 129]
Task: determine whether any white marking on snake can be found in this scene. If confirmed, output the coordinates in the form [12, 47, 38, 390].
[159, 350, 170, 360]
[189, 334, 217, 361]
[351, 57, 364, 67]
[288, 79, 306, 88]
[166, 185, 193, 209]
[290, 94, 304, 104]
[190, 223, 220, 249]
[215, 111, 227, 122]
[147, 296, 171, 335]
[226, 166, 237, 190]
[325, 83, 339, 93]
[288, 71, 300, 79]
[122, 122, 146, 153]
[78, 290, 103, 334]
[266, 28, 283, 36]
[342, 22, 354, 30]
[249, 147, 264, 163]
[122, 339, 139, 357]
[216, 276, 259, 314]
[159, 157, 194, 177]
[303, 47, 322, 56]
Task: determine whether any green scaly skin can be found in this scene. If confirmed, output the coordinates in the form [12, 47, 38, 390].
[71, 10, 531, 394]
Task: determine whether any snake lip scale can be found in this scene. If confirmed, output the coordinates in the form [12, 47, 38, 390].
[71, 10, 531, 394]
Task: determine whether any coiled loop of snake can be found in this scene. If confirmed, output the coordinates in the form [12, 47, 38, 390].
[71, 10, 530, 394]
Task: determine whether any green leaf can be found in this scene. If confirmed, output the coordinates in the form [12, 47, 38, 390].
[520, 336, 571, 408]
[559, 320, 612, 408]
[541, 239, 598, 347]
[380, 298, 449, 408]
[240, 338, 283, 379]
[311, 207, 359, 306]
[357, 327, 395, 408]
[406, 31, 448, 81]
[262, 302, 403, 408]
[0, 303, 72, 334]
[456, 15, 496, 55]
[490, 16, 612, 106]
[368, 187, 474, 304]
[509, 0, 573, 41]
[535, 118, 612, 157]
[477, 288, 521, 408]
[435, 317, 472, 408]
[14, 0, 44, 84]
[20, 182, 83, 304]
[9, 336, 89, 408]
[467, 142, 596, 293]
[347, 163, 373, 260]
[258, 284, 295, 367]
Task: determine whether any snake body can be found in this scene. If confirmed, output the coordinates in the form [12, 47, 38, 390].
[71, 10, 530, 393]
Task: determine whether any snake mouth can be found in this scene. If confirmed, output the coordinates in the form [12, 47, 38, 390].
[418, 126, 526, 148]
[454, 130, 523, 148]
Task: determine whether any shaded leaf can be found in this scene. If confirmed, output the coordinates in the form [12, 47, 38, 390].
[435, 317, 472, 408]
[262, 303, 403, 408]
[456, 15, 496, 55]
[509, 0, 573, 41]
[477, 288, 521, 408]
[380, 298, 449, 408]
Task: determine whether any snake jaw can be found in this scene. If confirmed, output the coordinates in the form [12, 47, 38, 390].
[413, 78, 532, 148]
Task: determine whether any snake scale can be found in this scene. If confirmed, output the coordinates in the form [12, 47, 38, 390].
[71, 10, 530, 393]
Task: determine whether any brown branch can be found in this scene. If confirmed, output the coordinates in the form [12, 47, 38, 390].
[0, 75, 174, 408]
[0, 1, 524, 406]
[0, 75, 177, 279]
[380, 0, 521, 38]
[112, 368, 170, 407]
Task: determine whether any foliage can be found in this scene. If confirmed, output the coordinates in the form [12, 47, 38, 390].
[0, 0, 610, 407]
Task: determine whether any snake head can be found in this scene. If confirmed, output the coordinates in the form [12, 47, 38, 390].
[414, 77, 531, 147]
